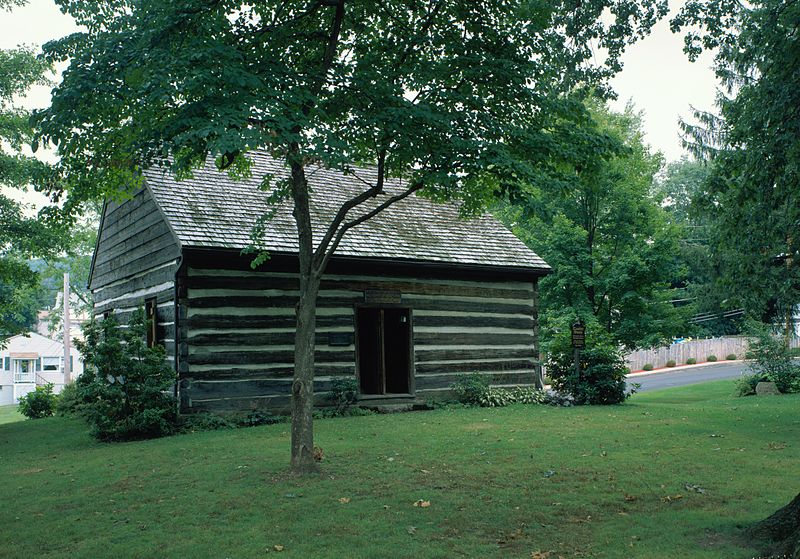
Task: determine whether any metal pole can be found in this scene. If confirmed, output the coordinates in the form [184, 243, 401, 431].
[63, 273, 71, 385]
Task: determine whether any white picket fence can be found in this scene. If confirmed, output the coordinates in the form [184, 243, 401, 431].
[624, 336, 753, 372]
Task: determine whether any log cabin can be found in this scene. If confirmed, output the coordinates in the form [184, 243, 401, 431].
[89, 153, 551, 412]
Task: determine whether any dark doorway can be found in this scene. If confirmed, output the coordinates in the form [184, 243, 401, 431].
[356, 307, 412, 395]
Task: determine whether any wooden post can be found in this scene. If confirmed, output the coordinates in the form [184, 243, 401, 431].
[63, 273, 71, 385]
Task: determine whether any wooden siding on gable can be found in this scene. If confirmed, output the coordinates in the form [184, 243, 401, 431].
[179, 263, 540, 413]
[90, 187, 181, 361]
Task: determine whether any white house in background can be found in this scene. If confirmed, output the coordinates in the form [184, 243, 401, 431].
[0, 332, 83, 406]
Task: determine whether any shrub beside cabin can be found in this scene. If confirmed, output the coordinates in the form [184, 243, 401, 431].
[89, 154, 551, 412]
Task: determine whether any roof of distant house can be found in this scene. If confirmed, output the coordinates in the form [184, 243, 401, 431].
[143, 152, 550, 273]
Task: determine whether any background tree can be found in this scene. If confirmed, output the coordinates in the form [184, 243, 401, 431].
[654, 158, 745, 336]
[497, 102, 687, 350]
[36, 217, 97, 338]
[36, 0, 667, 472]
[673, 1, 800, 554]
[0, 2, 66, 342]
[672, 0, 800, 336]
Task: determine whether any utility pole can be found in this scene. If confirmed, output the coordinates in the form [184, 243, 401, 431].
[63, 273, 71, 385]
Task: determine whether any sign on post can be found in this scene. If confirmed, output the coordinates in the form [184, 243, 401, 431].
[571, 319, 586, 349]
[571, 318, 585, 378]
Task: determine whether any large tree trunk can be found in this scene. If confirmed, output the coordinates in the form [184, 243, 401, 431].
[290, 274, 320, 474]
[749, 491, 800, 559]
[288, 152, 320, 474]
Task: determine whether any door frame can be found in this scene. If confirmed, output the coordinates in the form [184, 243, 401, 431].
[354, 303, 415, 398]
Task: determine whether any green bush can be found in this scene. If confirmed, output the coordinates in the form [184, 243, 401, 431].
[55, 381, 82, 416]
[726, 353, 737, 360]
[18, 383, 58, 419]
[666, 359, 676, 367]
[735, 373, 763, 397]
[179, 410, 287, 433]
[179, 412, 236, 432]
[451, 373, 490, 406]
[74, 310, 178, 441]
[328, 377, 359, 415]
[744, 322, 800, 394]
[235, 409, 285, 427]
[642, 363, 654, 371]
[450, 374, 545, 407]
[478, 386, 516, 407]
[707, 355, 718, 362]
[686, 358, 697, 365]
[546, 336, 631, 405]
[512, 386, 547, 405]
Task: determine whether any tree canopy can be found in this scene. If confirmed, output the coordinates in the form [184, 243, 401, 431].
[0, 6, 68, 342]
[497, 102, 687, 350]
[38, 0, 667, 207]
[672, 0, 800, 327]
[36, 0, 667, 471]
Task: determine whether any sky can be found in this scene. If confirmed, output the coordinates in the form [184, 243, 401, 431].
[608, 3, 718, 163]
[1, 0, 719, 208]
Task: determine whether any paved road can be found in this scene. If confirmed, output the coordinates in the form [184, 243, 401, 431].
[628, 361, 750, 392]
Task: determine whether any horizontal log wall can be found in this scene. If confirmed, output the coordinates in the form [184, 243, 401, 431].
[91, 187, 181, 362]
[181, 266, 540, 412]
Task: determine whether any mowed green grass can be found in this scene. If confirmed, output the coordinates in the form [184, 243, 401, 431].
[0, 404, 23, 425]
[1, 381, 797, 558]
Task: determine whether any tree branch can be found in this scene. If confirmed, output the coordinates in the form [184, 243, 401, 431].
[312, 149, 386, 267]
[318, 180, 424, 273]
[311, 0, 345, 100]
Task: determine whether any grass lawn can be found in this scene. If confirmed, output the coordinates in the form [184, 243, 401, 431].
[1, 380, 797, 558]
[0, 404, 23, 425]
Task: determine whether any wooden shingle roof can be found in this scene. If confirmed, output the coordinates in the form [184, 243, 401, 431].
[143, 152, 550, 273]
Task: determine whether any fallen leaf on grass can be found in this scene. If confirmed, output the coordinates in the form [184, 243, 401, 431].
[273, 544, 284, 552]
[531, 551, 551, 558]
[661, 494, 684, 503]
[338, 497, 351, 504]
[413, 499, 431, 508]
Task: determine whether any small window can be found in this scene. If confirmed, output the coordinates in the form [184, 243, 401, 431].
[145, 298, 158, 348]
[43, 357, 60, 371]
